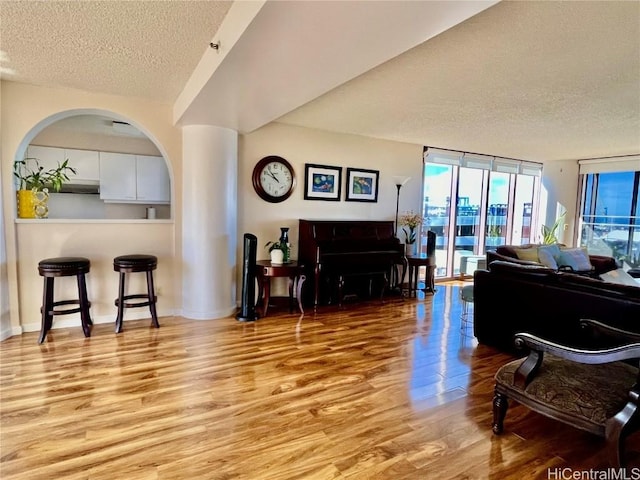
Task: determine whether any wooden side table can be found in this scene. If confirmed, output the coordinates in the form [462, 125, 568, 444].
[255, 260, 306, 317]
[406, 255, 436, 296]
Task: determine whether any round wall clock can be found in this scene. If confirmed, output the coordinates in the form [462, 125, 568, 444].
[252, 155, 296, 203]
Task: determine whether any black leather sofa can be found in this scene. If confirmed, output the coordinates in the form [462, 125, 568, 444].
[474, 259, 640, 353]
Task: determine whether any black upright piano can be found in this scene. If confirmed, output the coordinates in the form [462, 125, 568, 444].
[298, 219, 406, 307]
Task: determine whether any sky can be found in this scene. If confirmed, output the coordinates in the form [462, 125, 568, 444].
[424, 164, 509, 208]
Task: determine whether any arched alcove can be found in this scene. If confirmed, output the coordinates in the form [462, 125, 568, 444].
[15, 109, 173, 220]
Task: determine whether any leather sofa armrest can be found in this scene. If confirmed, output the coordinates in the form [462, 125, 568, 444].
[589, 255, 618, 274]
[487, 260, 556, 278]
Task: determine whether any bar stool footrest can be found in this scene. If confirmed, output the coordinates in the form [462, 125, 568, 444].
[115, 294, 157, 309]
[42, 299, 93, 316]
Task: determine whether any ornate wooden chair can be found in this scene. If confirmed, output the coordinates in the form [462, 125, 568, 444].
[492, 319, 640, 467]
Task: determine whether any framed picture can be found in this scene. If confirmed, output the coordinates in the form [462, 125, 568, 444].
[304, 164, 342, 201]
[345, 168, 379, 202]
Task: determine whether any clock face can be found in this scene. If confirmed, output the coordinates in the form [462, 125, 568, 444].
[252, 156, 296, 203]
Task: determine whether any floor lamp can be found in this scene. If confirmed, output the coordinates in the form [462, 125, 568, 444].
[392, 176, 410, 237]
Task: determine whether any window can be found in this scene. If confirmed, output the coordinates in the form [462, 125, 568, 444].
[422, 147, 541, 279]
[485, 172, 510, 249]
[422, 164, 453, 277]
[579, 170, 640, 267]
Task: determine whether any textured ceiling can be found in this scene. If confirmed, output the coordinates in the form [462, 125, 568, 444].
[276, 0, 640, 162]
[1, 0, 639, 163]
[0, 0, 232, 101]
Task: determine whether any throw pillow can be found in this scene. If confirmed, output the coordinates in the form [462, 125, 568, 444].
[537, 244, 562, 270]
[512, 246, 539, 263]
[557, 248, 593, 272]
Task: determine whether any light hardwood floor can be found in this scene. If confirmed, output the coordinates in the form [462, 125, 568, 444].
[1, 282, 638, 479]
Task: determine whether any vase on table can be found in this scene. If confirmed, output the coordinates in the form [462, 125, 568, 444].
[405, 243, 417, 257]
[279, 227, 290, 263]
[17, 188, 49, 219]
[270, 249, 284, 264]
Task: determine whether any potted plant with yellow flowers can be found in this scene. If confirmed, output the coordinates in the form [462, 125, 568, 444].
[399, 210, 423, 256]
[13, 157, 76, 218]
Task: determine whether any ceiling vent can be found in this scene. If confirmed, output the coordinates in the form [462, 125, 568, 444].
[111, 120, 142, 136]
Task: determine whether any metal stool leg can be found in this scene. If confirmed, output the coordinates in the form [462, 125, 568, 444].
[460, 285, 474, 336]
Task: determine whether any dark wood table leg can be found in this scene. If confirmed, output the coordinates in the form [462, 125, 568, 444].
[412, 265, 420, 297]
[380, 273, 388, 303]
[255, 275, 264, 313]
[314, 266, 321, 311]
[262, 277, 271, 317]
[253, 261, 306, 316]
[296, 275, 306, 314]
[288, 276, 295, 313]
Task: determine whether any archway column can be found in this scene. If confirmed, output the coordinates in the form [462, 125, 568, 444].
[181, 125, 237, 319]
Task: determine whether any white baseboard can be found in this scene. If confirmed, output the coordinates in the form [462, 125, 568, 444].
[19, 308, 176, 334]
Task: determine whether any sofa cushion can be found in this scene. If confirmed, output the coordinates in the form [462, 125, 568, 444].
[495, 245, 521, 259]
[538, 244, 562, 269]
[512, 246, 540, 262]
[491, 244, 617, 275]
[487, 250, 541, 267]
[558, 247, 593, 272]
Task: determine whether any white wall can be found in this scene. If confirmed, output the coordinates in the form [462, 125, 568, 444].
[1, 81, 182, 336]
[32, 126, 162, 156]
[239, 122, 425, 256]
[540, 159, 581, 246]
[0, 159, 11, 341]
[238, 122, 424, 294]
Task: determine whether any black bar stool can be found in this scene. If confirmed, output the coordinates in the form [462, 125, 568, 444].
[113, 254, 160, 333]
[38, 257, 92, 344]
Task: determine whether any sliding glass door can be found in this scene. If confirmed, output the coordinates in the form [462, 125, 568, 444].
[579, 170, 640, 267]
[422, 164, 452, 277]
[422, 148, 541, 279]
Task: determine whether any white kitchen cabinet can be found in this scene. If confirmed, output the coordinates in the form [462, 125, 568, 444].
[99, 152, 137, 201]
[26, 146, 99, 184]
[64, 149, 100, 183]
[135, 155, 170, 203]
[25, 146, 170, 204]
[26, 145, 65, 171]
[99, 152, 170, 203]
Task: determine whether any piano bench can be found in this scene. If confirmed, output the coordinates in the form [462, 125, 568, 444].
[337, 270, 389, 307]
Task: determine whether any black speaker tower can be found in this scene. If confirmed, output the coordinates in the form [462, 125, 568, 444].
[426, 230, 436, 257]
[236, 233, 259, 322]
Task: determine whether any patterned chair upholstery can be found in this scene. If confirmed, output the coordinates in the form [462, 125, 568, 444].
[492, 319, 640, 468]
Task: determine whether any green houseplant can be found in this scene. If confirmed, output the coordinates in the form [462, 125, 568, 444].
[540, 212, 566, 244]
[265, 240, 288, 264]
[13, 157, 76, 218]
